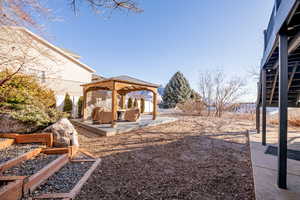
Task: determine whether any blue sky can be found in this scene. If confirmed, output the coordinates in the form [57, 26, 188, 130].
[44, 0, 274, 101]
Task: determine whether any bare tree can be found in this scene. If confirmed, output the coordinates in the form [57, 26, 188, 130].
[69, 0, 142, 14]
[198, 71, 214, 116]
[0, 0, 141, 85]
[198, 70, 246, 117]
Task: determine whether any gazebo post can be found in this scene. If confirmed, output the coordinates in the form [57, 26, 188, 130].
[152, 91, 157, 120]
[121, 94, 126, 109]
[82, 88, 88, 121]
[111, 89, 117, 128]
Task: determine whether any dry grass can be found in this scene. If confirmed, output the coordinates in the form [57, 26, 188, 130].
[269, 108, 300, 127]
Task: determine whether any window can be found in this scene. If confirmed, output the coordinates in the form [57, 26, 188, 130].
[26, 68, 46, 83]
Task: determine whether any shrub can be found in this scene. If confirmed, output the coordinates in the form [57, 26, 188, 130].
[176, 99, 205, 115]
[140, 98, 145, 113]
[127, 97, 133, 109]
[133, 98, 138, 108]
[0, 72, 65, 130]
[63, 93, 73, 114]
[77, 96, 83, 118]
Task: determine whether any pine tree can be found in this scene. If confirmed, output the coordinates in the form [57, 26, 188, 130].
[77, 96, 83, 118]
[140, 98, 145, 113]
[133, 98, 138, 108]
[162, 71, 192, 108]
[127, 97, 133, 109]
[63, 93, 73, 114]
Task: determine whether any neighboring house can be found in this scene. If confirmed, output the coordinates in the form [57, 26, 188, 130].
[0, 26, 96, 117]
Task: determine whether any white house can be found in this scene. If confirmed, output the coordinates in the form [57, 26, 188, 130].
[0, 26, 96, 117]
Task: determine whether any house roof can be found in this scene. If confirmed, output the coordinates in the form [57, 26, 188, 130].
[7, 26, 96, 73]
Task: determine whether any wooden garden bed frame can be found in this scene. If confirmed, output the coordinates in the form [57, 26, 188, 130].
[0, 147, 77, 199]
[0, 176, 26, 200]
[0, 138, 15, 150]
[0, 133, 53, 147]
[34, 158, 101, 200]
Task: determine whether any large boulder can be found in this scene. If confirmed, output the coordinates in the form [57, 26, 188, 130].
[0, 113, 38, 133]
[44, 118, 79, 147]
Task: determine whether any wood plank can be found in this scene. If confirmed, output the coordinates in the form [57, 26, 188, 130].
[0, 180, 23, 200]
[23, 154, 69, 194]
[0, 133, 53, 147]
[69, 159, 101, 199]
[0, 176, 27, 181]
[0, 148, 42, 173]
[269, 68, 278, 104]
[0, 139, 14, 150]
[41, 147, 69, 155]
[78, 149, 97, 159]
[288, 62, 299, 90]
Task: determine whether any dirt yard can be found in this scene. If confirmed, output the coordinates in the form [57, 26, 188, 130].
[75, 113, 256, 200]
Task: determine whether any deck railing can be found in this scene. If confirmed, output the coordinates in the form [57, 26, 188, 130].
[264, 0, 283, 52]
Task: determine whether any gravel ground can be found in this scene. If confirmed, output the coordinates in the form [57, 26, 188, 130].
[0, 144, 43, 164]
[75, 113, 256, 200]
[3, 154, 59, 176]
[32, 161, 93, 195]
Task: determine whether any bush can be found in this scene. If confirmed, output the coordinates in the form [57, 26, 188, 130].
[140, 98, 145, 113]
[0, 72, 65, 130]
[63, 93, 73, 114]
[77, 96, 83, 118]
[133, 98, 138, 108]
[127, 97, 133, 109]
[176, 99, 205, 115]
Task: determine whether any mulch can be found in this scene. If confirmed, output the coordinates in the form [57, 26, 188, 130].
[75, 115, 255, 200]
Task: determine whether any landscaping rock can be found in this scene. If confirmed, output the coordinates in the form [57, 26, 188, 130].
[44, 118, 79, 147]
[0, 113, 38, 133]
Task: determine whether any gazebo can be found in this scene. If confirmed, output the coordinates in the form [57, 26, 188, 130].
[81, 75, 160, 127]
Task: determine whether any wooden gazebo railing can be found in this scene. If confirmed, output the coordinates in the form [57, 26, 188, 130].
[81, 76, 159, 127]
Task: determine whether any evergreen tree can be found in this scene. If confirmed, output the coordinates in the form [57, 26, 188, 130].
[127, 97, 133, 109]
[77, 96, 83, 118]
[133, 98, 138, 108]
[63, 93, 73, 114]
[162, 71, 193, 108]
[140, 98, 145, 113]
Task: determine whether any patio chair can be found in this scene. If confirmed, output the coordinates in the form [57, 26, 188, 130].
[124, 108, 140, 122]
[92, 107, 103, 124]
[92, 107, 117, 124]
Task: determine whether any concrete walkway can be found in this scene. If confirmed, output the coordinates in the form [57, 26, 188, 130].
[71, 115, 177, 137]
[249, 127, 300, 200]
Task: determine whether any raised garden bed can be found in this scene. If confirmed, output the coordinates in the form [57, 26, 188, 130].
[0, 176, 25, 200]
[3, 154, 59, 176]
[0, 133, 53, 147]
[29, 158, 101, 200]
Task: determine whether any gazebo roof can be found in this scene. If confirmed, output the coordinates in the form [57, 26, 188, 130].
[82, 75, 160, 88]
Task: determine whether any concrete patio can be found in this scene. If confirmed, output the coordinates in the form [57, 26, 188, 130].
[71, 114, 177, 137]
[249, 126, 300, 200]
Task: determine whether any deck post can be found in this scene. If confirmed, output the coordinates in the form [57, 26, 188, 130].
[278, 31, 288, 189]
[262, 69, 267, 146]
[256, 83, 261, 134]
